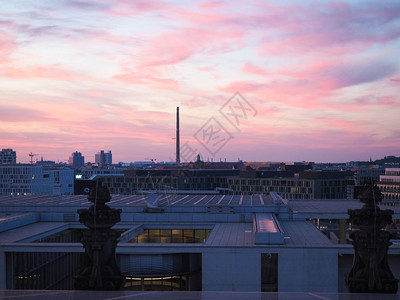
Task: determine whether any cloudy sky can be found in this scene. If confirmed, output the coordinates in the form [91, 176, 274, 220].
[1, 0, 399, 163]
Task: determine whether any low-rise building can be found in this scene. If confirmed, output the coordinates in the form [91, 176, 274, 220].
[0, 193, 399, 293]
[99, 169, 352, 200]
[0, 165, 74, 195]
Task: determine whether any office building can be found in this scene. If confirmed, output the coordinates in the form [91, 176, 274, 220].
[69, 151, 85, 168]
[98, 169, 351, 200]
[0, 165, 74, 195]
[353, 165, 386, 185]
[378, 168, 400, 202]
[95, 150, 112, 166]
[0, 149, 16, 164]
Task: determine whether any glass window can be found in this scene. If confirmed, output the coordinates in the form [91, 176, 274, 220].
[130, 229, 211, 244]
[124, 275, 188, 291]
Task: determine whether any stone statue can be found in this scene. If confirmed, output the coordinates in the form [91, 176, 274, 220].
[75, 181, 125, 290]
[346, 184, 398, 293]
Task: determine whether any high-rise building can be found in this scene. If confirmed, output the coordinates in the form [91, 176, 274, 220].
[68, 151, 85, 168]
[95, 150, 112, 166]
[0, 149, 16, 164]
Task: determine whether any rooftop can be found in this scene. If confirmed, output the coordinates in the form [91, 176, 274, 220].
[1, 194, 400, 249]
[0, 194, 274, 207]
[0, 290, 399, 300]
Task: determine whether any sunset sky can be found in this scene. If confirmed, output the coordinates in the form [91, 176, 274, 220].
[1, 0, 399, 163]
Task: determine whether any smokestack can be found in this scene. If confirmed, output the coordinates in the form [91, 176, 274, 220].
[176, 107, 180, 165]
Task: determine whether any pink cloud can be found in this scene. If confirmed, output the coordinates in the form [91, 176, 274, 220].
[197, 64, 219, 72]
[203, 124, 397, 162]
[169, 7, 230, 25]
[0, 105, 54, 123]
[105, 0, 172, 16]
[354, 95, 400, 109]
[186, 96, 205, 108]
[1, 1, 399, 163]
[65, 1, 110, 11]
[136, 27, 245, 68]
[282, 56, 398, 91]
[0, 98, 178, 162]
[113, 72, 180, 91]
[200, 1, 226, 10]
[220, 76, 399, 114]
[0, 64, 84, 80]
[224, 52, 399, 114]
[255, 1, 400, 55]
[315, 118, 366, 132]
[376, 97, 400, 108]
[0, 30, 17, 62]
[219, 79, 329, 110]
[241, 63, 268, 76]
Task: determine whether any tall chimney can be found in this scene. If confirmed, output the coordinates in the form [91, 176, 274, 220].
[176, 107, 180, 165]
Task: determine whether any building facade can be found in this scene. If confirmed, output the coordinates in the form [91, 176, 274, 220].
[98, 169, 351, 200]
[378, 168, 400, 201]
[69, 151, 85, 168]
[0, 193, 399, 293]
[95, 150, 112, 166]
[0, 149, 16, 164]
[353, 165, 386, 185]
[0, 165, 74, 195]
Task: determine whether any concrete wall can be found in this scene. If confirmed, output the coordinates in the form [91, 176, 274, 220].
[202, 248, 260, 291]
[278, 248, 338, 292]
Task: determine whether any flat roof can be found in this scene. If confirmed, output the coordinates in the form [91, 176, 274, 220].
[0, 221, 254, 247]
[279, 221, 332, 246]
[288, 199, 400, 215]
[2, 195, 400, 220]
[205, 223, 253, 246]
[0, 222, 68, 243]
[0, 220, 333, 248]
[0, 194, 274, 207]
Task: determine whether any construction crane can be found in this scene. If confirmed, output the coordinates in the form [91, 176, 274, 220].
[28, 152, 39, 164]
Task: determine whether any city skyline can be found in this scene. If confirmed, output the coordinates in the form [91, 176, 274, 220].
[1, 1, 400, 163]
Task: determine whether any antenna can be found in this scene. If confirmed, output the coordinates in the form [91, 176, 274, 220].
[28, 152, 39, 164]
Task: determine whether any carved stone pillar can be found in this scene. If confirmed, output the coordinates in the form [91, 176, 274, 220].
[346, 185, 398, 293]
[75, 182, 125, 290]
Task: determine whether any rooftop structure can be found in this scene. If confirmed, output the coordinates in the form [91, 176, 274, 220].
[0, 192, 399, 294]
